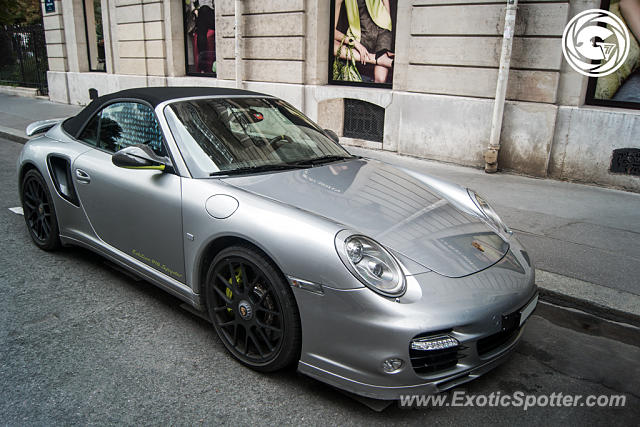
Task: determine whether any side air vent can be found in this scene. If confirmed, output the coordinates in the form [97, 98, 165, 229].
[47, 156, 79, 206]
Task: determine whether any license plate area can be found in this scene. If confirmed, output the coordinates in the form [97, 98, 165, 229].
[501, 294, 538, 332]
[519, 294, 538, 326]
[501, 311, 520, 333]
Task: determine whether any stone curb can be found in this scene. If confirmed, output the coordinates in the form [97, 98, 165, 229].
[535, 269, 640, 328]
[0, 126, 27, 144]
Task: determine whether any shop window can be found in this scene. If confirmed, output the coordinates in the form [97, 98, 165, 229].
[183, 0, 217, 77]
[343, 99, 385, 142]
[82, 0, 105, 72]
[584, 0, 640, 109]
[329, 0, 397, 88]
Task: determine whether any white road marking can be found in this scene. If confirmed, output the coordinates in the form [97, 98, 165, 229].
[8, 207, 24, 215]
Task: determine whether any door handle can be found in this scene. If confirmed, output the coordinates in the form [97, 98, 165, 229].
[75, 169, 91, 184]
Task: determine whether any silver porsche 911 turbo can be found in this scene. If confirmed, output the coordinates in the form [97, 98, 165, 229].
[17, 87, 537, 400]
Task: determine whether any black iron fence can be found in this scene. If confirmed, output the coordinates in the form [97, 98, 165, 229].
[0, 24, 48, 95]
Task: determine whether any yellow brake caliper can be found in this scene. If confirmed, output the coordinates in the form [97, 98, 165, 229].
[226, 267, 242, 313]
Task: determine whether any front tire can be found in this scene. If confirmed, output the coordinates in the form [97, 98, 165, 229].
[205, 244, 301, 372]
[21, 169, 61, 251]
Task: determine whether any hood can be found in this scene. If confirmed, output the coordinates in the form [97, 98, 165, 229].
[222, 158, 508, 277]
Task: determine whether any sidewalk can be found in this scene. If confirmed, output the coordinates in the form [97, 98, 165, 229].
[1, 93, 639, 325]
[0, 93, 80, 142]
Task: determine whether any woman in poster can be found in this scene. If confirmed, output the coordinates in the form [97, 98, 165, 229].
[333, 0, 395, 84]
[614, 0, 640, 102]
[185, 0, 216, 74]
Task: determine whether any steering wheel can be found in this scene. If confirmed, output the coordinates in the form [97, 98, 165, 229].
[267, 134, 292, 148]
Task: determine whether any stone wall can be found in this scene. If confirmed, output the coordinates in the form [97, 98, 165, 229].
[394, 0, 568, 104]
[40, 0, 640, 191]
[550, 107, 640, 192]
[41, 0, 67, 72]
[41, 0, 69, 102]
[215, 0, 306, 84]
[113, 0, 166, 76]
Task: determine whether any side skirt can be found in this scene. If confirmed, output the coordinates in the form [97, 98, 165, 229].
[60, 233, 204, 310]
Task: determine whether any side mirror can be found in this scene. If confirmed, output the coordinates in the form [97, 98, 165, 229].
[324, 129, 339, 143]
[112, 145, 171, 171]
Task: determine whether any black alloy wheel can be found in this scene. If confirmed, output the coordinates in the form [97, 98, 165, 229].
[205, 245, 301, 372]
[21, 169, 60, 251]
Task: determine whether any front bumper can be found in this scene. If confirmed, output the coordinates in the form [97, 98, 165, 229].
[293, 241, 536, 400]
[298, 330, 522, 399]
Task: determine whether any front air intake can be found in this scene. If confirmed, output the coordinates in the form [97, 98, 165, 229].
[477, 326, 521, 356]
[409, 334, 464, 375]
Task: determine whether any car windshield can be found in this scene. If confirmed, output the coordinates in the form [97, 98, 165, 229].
[164, 97, 352, 177]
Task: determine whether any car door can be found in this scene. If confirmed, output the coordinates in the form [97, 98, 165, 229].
[72, 101, 186, 283]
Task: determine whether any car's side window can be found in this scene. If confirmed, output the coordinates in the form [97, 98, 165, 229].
[78, 114, 100, 147]
[81, 102, 166, 156]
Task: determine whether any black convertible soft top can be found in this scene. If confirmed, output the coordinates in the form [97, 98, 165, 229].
[62, 86, 266, 137]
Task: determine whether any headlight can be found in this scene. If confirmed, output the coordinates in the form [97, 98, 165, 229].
[335, 233, 406, 297]
[467, 189, 512, 237]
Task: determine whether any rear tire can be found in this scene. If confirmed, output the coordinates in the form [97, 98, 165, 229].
[205, 244, 301, 372]
[21, 169, 61, 251]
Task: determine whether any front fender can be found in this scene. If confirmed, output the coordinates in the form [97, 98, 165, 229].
[181, 178, 366, 295]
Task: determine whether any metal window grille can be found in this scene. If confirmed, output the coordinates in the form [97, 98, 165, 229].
[343, 99, 385, 143]
[610, 148, 640, 176]
[0, 24, 49, 95]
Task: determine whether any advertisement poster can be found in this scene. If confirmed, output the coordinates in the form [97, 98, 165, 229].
[587, 0, 640, 108]
[184, 0, 217, 76]
[330, 0, 397, 87]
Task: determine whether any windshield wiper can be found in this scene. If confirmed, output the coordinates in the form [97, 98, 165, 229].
[289, 155, 355, 167]
[209, 155, 357, 176]
[209, 163, 307, 176]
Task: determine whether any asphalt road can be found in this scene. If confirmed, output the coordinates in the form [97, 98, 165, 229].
[1, 138, 639, 425]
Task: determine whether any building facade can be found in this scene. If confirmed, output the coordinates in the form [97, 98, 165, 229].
[41, 0, 640, 191]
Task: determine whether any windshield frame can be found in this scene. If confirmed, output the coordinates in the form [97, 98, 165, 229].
[162, 95, 352, 178]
